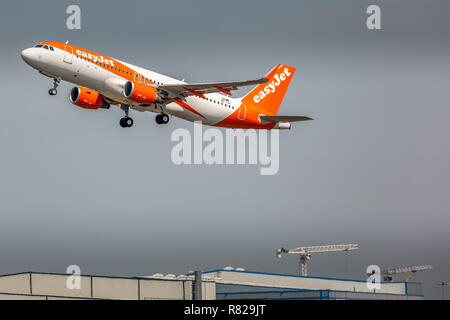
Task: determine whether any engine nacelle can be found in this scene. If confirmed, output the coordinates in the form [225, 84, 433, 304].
[70, 86, 106, 109]
[123, 81, 161, 104]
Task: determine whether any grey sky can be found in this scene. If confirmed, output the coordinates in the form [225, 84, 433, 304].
[0, 0, 449, 299]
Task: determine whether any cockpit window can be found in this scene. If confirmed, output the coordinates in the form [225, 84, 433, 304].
[35, 44, 43, 48]
[49, 46, 54, 51]
[43, 45, 49, 50]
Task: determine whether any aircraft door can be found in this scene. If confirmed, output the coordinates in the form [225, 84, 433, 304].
[63, 45, 73, 64]
[238, 103, 247, 120]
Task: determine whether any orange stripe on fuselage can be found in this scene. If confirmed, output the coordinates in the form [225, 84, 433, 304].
[41, 41, 153, 85]
[214, 103, 275, 129]
[174, 98, 207, 119]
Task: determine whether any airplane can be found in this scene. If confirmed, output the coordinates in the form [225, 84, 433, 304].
[21, 41, 313, 129]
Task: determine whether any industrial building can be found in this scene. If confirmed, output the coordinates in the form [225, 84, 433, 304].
[0, 271, 215, 300]
[203, 268, 423, 300]
[0, 268, 423, 300]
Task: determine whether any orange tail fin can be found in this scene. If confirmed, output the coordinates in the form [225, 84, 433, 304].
[241, 64, 296, 115]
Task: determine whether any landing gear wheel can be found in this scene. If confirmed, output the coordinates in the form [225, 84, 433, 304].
[161, 114, 169, 124]
[48, 78, 60, 96]
[155, 113, 169, 124]
[120, 117, 133, 128]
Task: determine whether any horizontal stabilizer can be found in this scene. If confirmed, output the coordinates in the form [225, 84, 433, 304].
[259, 115, 313, 123]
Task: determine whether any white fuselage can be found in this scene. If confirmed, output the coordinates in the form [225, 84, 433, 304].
[21, 44, 239, 126]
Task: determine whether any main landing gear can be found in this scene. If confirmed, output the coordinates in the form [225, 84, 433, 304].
[48, 78, 60, 96]
[119, 105, 134, 128]
[120, 117, 133, 128]
[155, 113, 169, 124]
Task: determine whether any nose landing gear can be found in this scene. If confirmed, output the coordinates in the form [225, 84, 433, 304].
[48, 78, 60, 96]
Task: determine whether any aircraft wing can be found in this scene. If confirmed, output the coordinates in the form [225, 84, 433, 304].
[157, 78, 268, 98]
[259, 115, 314, 123]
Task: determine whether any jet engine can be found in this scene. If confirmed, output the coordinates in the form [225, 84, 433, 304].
[123, 81, 162, 105]
[69, 86, 108, 109]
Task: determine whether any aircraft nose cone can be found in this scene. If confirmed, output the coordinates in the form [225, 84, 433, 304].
[21, 48, 32, 61]
[21, 48, 37, 67]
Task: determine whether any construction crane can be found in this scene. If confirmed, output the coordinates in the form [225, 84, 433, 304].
[381, 265, 432, 282]
[275, 244, 359, 276]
